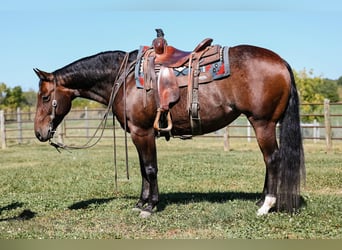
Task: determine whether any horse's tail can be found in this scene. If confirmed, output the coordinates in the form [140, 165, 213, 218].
[277, 61, 305, 212]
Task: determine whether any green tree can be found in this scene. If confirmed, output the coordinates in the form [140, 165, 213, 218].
[23, 89, 37, 107]
[337, 76, 342, 86]
[0, 85, 27, 110]
[294, 69, 339, 122]
[0, 82, 7, 105]
[320, 78, 339, 102]
[72, 98, 103, 108]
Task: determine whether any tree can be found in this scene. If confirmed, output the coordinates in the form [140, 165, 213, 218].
[0, 84, 28, 110]
[23, 89, 37, 107]
[294, 69, 339, 122]
[72, 98, 103, 108]
[320, 78, 339, 102]
[337, 76, 342, 86]
[0, 82, 7, 105]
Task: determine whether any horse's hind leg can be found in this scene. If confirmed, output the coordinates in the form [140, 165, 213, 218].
[249, 119, 280, 215]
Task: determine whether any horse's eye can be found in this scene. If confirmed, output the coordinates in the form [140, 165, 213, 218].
[42, 95, 50, 102]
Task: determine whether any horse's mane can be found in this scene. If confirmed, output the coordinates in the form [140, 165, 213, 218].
[54, 50, 138, 86]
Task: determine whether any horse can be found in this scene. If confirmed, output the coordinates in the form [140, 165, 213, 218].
[33, 44, 305, 218]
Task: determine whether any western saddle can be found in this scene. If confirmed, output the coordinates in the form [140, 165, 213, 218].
[137, 29, 229, 137]
[152, 29, 213, 68]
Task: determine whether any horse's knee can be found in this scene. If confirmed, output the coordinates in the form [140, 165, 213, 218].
[145, 165, 158, 182]
[266, 149, 280, 169]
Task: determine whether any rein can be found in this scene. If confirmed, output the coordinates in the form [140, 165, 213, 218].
[48, 52, 132, 188]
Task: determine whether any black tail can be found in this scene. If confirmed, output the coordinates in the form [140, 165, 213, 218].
[277, 61, 305, 212]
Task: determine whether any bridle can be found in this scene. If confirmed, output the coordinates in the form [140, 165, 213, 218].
[48, 78, 58, 140]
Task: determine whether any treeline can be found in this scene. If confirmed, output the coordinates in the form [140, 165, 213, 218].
[1, 69, 341, 115]
[294, 69, 341, 122]
[0, 83, 36, 111]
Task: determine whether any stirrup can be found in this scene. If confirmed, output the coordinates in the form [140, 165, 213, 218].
[153, 109, 173, 132]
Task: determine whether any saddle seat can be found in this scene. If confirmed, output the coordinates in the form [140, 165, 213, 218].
[154, 38, 213, 68]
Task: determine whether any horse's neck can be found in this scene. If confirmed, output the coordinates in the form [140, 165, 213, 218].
[55, 50, 138, 107]
[77, 80, 114, 105]
[56, 69, 115, 105]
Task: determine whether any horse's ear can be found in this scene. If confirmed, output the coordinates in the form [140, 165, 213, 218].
[33, 68, 54, 82]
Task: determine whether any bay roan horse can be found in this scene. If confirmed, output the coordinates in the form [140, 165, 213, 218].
[34, 44, 305, 217]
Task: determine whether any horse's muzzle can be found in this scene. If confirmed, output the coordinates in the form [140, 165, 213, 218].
[35, 127, 55, 142]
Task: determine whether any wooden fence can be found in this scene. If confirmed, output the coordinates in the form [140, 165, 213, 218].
[1, 100, 342, 150]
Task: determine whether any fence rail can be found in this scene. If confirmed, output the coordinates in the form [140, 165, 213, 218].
[1, 100, 342, 150]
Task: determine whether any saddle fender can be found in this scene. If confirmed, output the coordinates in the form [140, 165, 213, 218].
[157, 66, 180, 110]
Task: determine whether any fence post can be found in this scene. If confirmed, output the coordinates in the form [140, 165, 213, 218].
[324, 99, 332, 152]
[56, 120, 65, 143]
[247, 120, 251, 142]
[313, 119, 319, 143]
[17, 107, 23, 144]
[0, 110, 6, 149]
[85, 106, 89, 138]
[223, 126, 230, 151]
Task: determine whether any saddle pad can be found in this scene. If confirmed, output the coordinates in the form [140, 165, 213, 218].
[207, 46, 230, 80]
[135, 46, 150, 89]
[135, 46, 230, 89]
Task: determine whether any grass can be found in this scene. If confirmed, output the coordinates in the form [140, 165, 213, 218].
[0, 137, 341, 239]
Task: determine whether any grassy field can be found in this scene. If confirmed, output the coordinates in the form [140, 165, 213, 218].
[0, 137, 341, 239]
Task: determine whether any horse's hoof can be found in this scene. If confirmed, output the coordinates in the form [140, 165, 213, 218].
[256, 199, 264, 207]
[132, 207, 142, 212]
[139, 210, 152, 218]
[257, 207, 268, 216]
[256, 195, 276, 216]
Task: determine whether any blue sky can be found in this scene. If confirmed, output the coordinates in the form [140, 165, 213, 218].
[1, 0, 342, 91]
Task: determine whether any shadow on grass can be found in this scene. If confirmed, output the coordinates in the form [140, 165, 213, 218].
[0, 202, 36, 222]
[157, 191, 261, 212]
[68, 197, 116, 210]
[0, 202, 24, 214]
[66, 192, 306, 213]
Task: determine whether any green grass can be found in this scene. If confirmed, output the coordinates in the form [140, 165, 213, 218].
[0, 138, 341, 239]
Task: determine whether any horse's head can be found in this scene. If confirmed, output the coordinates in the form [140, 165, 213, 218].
[33, 68, 74, 142]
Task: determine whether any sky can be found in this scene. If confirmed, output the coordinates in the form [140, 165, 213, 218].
[1, 0, 342, 91]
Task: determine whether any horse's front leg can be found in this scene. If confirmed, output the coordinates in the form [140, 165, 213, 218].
[131, 131, 159, 218]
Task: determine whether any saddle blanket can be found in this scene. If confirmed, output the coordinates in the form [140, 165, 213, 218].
[135, 45, 230, 89]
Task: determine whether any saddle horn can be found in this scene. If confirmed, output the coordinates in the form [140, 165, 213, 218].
[153, 29, 167, 54]
[155, 28, 164, 38]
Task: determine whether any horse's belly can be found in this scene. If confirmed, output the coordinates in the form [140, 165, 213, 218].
[171, 104, 240, 136]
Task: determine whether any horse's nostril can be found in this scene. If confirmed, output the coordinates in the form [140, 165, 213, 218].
[35, 131, 42, 140]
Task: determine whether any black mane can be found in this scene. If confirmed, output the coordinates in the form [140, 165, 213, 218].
[54, 50, 138, 88]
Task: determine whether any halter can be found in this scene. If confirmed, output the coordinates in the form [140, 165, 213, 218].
[48, 78, 58, 139]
